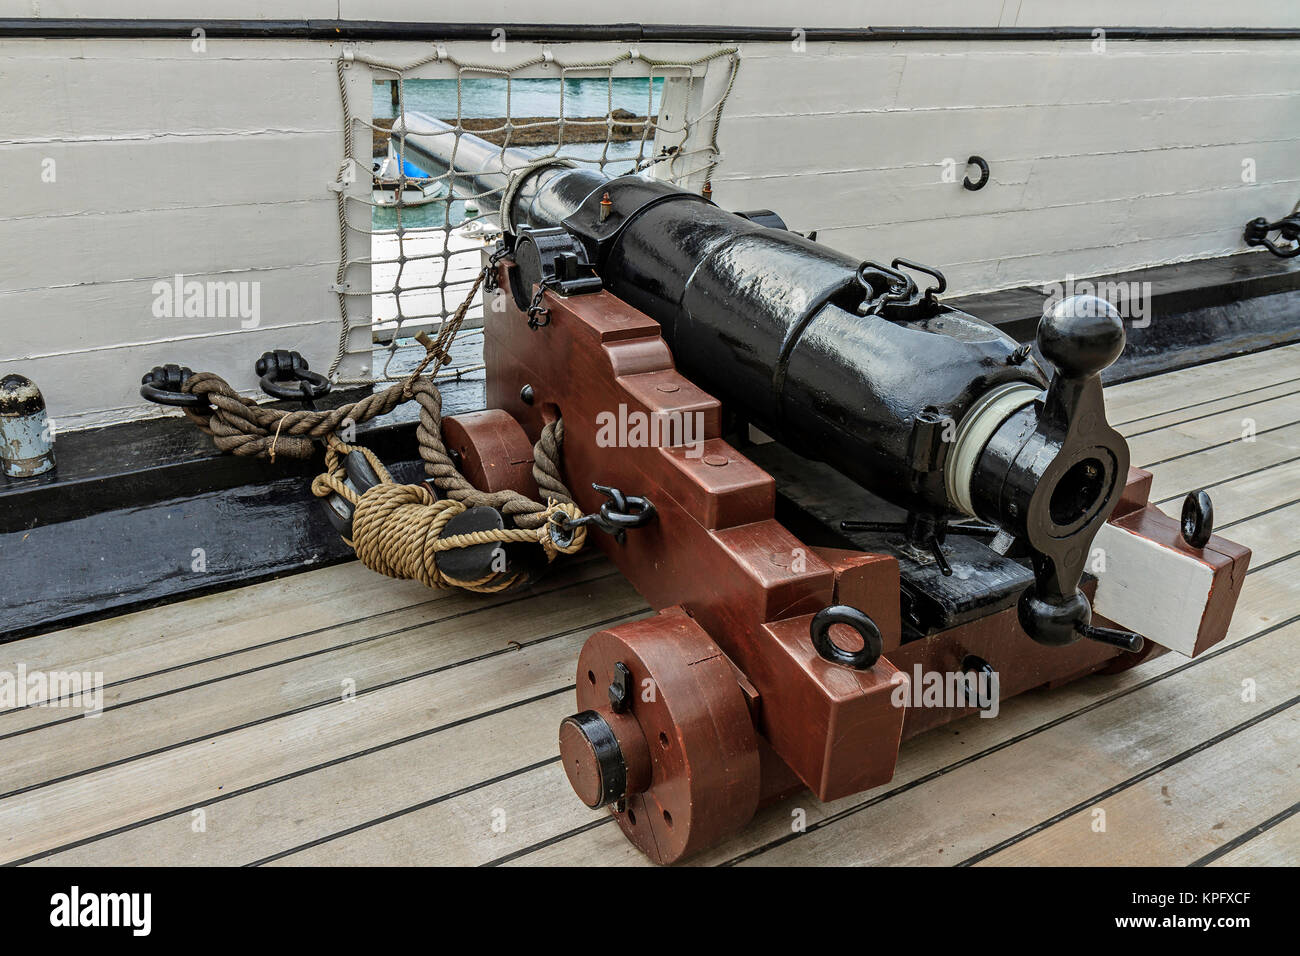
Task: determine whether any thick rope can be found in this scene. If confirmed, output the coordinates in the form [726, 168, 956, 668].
[310, 438, 585, 592]
[173, 267, 585, 589]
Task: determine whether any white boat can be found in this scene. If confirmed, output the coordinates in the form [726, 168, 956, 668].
[370, 155, 449, 206]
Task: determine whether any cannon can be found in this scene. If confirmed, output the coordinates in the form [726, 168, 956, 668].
[398, 114, 1251, 862]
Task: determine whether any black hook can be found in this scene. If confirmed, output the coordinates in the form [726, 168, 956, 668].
[549, 483, 656, 547]
[963, 155, 990, 191]
[855, 261, 918, 316]
[255, 350, 331, 405]
[892, 257, 947, 304]
[1243, 212, 1300, 258]
[140, 364, 209, 409]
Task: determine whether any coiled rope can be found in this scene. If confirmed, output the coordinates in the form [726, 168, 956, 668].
[173, 269, 587, 591]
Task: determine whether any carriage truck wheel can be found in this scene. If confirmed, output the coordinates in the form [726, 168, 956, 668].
[558, 607, 761, 864]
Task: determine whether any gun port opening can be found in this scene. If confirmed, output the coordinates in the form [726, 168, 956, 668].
[1049, 457, 1106, 527]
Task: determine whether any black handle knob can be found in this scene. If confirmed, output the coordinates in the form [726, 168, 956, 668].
[1181, 490, 1214, 549]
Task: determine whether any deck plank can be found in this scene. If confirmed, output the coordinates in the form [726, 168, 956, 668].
[1205, 806, 1300, 866]
[1116, 377, 1300, 438]
[0, 557, 612, 738]
[0, 572, 643, 799]
[975, 708, 1300, 866]
[1126, 392, 1300, 470]
[30, 692, 577, 867]
[0, 602, 646, 865]
[5, 345, 1297, 867]
[1103, 344, 1300, 421]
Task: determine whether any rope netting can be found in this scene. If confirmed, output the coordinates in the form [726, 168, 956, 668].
[327, 43, 740, 386]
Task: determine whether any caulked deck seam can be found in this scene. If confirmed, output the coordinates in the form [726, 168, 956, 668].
[1123, 386, 1300, 438]
[0, 608, 649, 803]
[959, 694, 1300, 866]
[0, 567, 623, 737]
[0, 552, 609, 716]
[6, 686, 578, 866]
[1140, 419, 1300, 469]
[1190, 799, 1300, 866]
[1216, 496, 1300, 532]
[245, 756, 563, 866]
[1153, 454, 1300, 507]
[1111, 373, 1300, 427]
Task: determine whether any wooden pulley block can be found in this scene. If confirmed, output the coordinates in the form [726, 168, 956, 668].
[559, 607, 761, 864]
[441, 409, 540, 499]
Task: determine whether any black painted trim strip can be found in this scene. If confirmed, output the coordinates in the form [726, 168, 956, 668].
[4, 684, 575, 866]
[1190, 799, 1300, 866]
[3, 20, 1300, 42]
[955, 693, 1300, 866]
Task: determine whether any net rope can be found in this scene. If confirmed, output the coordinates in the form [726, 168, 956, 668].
[327, 43, 740, 386]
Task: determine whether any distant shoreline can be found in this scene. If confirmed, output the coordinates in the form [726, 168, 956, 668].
[372, 110, 656, 155]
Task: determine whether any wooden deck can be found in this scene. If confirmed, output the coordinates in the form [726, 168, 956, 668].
[3, 344, 1298, 867]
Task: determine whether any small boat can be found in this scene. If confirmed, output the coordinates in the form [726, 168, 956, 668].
[371, 154, 448, 206]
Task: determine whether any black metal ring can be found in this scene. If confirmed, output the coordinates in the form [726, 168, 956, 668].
[963, 155, 990, 191]
[259, 369, 332, 401]
[1181, 489, 1214, 549]
[548, 514, 579, 550]
[140, 365, 208, 408]
[810, 605, 883, 670]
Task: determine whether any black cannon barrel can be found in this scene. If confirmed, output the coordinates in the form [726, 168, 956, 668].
[407, 117, 1135, 650]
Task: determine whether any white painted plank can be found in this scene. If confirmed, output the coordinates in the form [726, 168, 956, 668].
[0, 199, 337, 295]
[715, 142, 1300, 238]
[730, 48, 1300, 113]
[1092, 523, 1217, 657]
[718, 92, 1300, 178]
[0, 131, 343, 219]
[1, 53, 343, 141]
[6, 264, 353, 429]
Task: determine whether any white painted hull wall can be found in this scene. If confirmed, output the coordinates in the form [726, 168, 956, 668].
[1, 2, 1298, 430]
